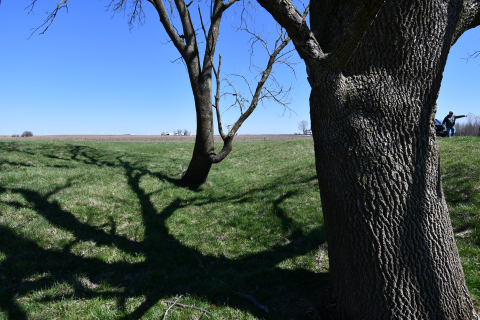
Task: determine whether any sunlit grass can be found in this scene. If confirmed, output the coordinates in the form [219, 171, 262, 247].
[438, 136, 480, 308]
[0, 140, 326, 319]
[0, 137, 478, 319]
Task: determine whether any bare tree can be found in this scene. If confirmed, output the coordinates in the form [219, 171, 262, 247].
[257, 0, 480, 318]
[27, 0, 300, 184]
[183, 129, 190, 136]
[298, 120, 308, 133]
[21, 131, 34, 137]
[455, 113, 480, 136]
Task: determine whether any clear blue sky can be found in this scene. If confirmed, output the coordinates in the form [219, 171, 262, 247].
[0, 1, 478, 136]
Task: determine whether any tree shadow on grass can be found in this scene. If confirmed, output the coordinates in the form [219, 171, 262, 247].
[0, 143, 327, 319]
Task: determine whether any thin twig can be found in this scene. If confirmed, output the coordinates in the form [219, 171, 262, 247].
[212, 277, 269, 313]
[194, 255, 205, 269]
[198, 6, 208, 41]
[80, 236, 102, 256]
[162, 300, 211, 315]
[231, 289, 270, 313]
[163, 295, 183, 320]
[27, 0, 69, 38]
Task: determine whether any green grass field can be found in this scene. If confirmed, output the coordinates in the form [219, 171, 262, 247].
[0, 137, 478, 319]
[438, 137, 480, 310]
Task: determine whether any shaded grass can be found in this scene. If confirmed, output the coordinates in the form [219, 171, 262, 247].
[0, 140, 326, 320]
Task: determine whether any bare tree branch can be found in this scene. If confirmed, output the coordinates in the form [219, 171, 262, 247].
[200, 0, 225, 78]
[223, 76, 250, 115]
[174, 0, 199, 59]
[148, 0, 187, 56]
[254, 0, 323, 71]
[224, 0, 242, 12]
[206, 7, 305, 164]
[107, 0, 146, 30]
[213, 55, 227, 140]
[229, 28, 295, 123]
[24, 0, 299, 171]
[149, 0, 202, 81]
[464, 50, 480, 63]
[198, 5, 208, 40]
[221, 7, 303, 124]
[26, 0, 69, 39]
[201, 0, 243, 78]
[256, 0, 387, 75]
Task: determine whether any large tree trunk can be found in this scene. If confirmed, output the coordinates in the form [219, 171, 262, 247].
[309, 0, 478, 318]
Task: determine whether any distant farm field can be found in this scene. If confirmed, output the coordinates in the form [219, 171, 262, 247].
[0, 137, 478, 319]
[0, 134, 313, 143]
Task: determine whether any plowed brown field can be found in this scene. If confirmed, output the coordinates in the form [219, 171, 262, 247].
[0, 134, 312, 142]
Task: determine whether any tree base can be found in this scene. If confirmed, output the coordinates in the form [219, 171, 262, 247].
[180, 151, 212, 185]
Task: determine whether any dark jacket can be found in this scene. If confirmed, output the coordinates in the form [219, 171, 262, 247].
[442, 115, 466, 128]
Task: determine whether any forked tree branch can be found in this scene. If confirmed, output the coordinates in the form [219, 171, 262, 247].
[254, 0, 322, 69]
[464, 50, 480, 62]
[227, 31, 293, 135]
[223, 77, 248, 115]
[148, 0, 187, 56]
[207, 15, 299, 164]
[26, 0, 69, 38]
[107, 0, 146, 30]
[174, 0, 198, 57]
[256, 0, 387, 76]
[201, 0, 241, 78]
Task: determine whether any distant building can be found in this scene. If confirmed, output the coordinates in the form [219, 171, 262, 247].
[304, 129, 312, 135]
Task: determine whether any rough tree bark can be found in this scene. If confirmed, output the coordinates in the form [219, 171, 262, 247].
[257, 0, 480, 318]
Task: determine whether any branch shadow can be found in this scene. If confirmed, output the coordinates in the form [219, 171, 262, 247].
[0, 142, 327, 319]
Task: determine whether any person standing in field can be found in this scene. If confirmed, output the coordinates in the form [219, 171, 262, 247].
[442, 111, 467, 137]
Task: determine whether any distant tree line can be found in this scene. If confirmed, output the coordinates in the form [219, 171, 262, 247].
[454, 113, 480, 136]
[11, 131, 33, 138]
[160, 130, 191, 136]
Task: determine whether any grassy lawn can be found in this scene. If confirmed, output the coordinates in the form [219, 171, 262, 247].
[0, 137, 478, 319]
[438, 136, 480, 310]
[0, 139, 326, 320]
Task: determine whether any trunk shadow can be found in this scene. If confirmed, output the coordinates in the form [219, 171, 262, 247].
[0, 145, 327, 320]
